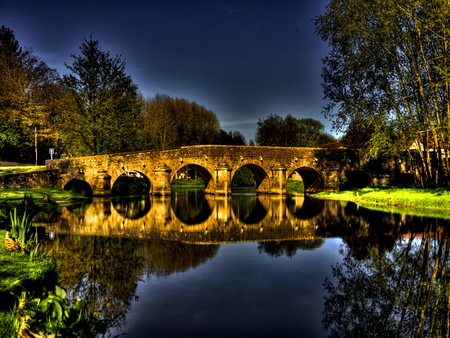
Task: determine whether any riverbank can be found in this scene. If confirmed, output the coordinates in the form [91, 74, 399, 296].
[313, 186, 450, 219]
[0, 188, 90, 205]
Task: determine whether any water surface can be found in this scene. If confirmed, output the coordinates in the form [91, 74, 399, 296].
[37, 189, 450, 337]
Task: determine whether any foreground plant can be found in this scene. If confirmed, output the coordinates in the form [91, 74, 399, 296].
[15, 286, 116, 338]
[4, 209, 34, 253]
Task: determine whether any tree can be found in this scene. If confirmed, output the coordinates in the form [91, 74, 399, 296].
[0, 26, 60, 163]
[255, 114, 335, 147]
[61, 36, 141, 156]
[255, 114, 285, 146]
[316, 0, 450, 186]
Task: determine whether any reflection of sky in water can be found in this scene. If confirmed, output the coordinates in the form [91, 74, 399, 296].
[108, 239, 343, 338]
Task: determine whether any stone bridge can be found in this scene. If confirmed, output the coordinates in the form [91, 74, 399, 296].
[45, 145, 398, 196]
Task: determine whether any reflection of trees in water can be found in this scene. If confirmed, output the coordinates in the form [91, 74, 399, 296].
[139, 240, 219, 277]
[257, 239, 325, 258]
[171, 189, 212, 224]
[39, 234, 219, 326]
[323, 223, 450, 337]
[231, 194, 267, 224]
[39, 235, 144, 329]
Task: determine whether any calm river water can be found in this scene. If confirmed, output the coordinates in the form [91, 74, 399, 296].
[36, 189, 450, 338]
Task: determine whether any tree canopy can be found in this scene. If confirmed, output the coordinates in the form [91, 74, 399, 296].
[316, 0, 450, 186]
[0, 25, 59, 163]
[255, 114, 336, 147]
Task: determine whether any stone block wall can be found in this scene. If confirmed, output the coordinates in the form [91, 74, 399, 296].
[0, 169, 60, 189]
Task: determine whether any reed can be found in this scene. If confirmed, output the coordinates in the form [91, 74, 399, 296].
[9, 209, 33, 249]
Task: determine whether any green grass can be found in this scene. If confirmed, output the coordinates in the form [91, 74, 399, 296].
[0, 188, 91, 229]
[0, 230, 57, 293]
[0, 166, 46, 175]
[314, 186, 450, 218]
[0, 188, 90, 205]
[172, 178, 205, 188]
[286, 180, 304, 194]
[0, 230, 58, 336]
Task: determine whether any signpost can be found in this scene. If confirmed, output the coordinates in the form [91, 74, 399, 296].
[49, 148, 54, 160]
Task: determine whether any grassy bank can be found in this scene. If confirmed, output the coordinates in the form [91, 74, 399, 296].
[0, 166, 46, 175]
[172, 178, 205, 188]
[286, 180, 304, 194]
[0, 188, 91, 229]
[314, 186, 450, 218]
[0, 188, 90, 205]
[0, 230, 58, 337]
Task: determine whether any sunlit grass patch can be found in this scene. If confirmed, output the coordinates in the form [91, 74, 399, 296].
[314, 186, 450, 216]
[0, 166, 45, 175]
[0, 229, 57, 336]
[0, 188, 88, 203]
[0, 230, 57, 295]
[172, 178, 205, 187]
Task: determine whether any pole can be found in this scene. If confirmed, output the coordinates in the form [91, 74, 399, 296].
[35, 125, 37, 166]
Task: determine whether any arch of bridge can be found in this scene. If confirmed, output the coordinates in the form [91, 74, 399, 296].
[48, 145, 357, 195]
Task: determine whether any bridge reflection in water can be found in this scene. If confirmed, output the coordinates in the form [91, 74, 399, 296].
[35, 190, 450, 337]
[42, 189, 372, 244]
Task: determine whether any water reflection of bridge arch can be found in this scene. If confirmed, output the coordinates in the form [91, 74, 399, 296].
[171, 190, 212, 225]
[286, 195, 324, 219]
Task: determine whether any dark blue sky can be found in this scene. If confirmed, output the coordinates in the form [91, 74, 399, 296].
[1, 0, 332, 142]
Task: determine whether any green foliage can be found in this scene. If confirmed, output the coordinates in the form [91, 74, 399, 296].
[316, 0, 450, 186]
[315, 186, 450, 218]
[112, 175, 150, 195]
[9, 208, 34, 250]
[286, 180, 304, 194]
[0, 26, 60, 164]
[172, 178, 205, 187]
[0, 309, 16, 338]
[0, 230, 57, 299]
[232, 166, 256, 187]
[19, 286, 112, 337]
[255, 114, 336, 147]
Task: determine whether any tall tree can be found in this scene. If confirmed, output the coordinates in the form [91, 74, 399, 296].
[316, 0, 450, 186]
[0, 26, 60, 163]
[61, 36, 141, 156]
